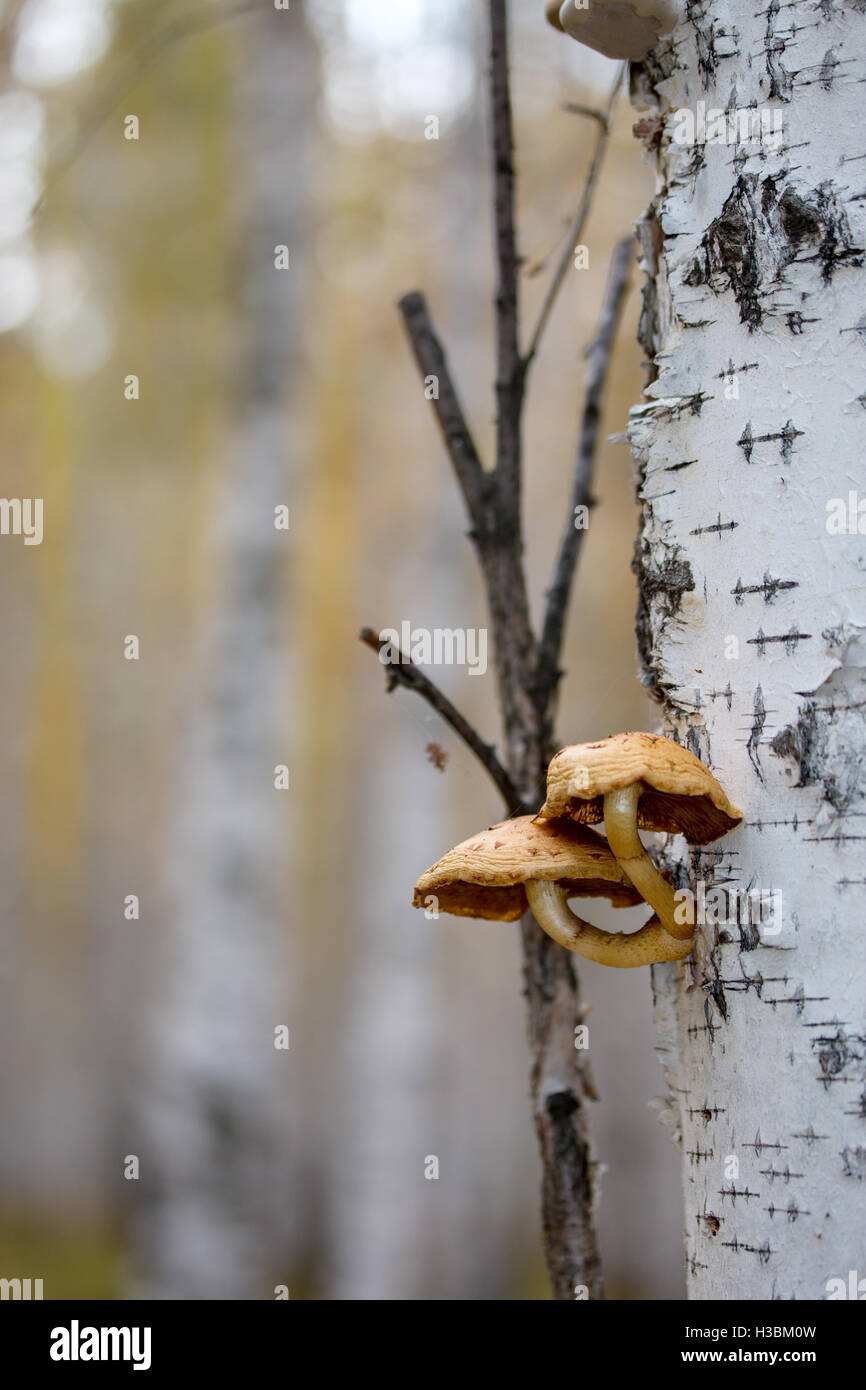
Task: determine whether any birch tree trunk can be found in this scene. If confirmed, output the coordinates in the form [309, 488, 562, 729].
[629, 0, 866, 1299]
[130, 4, 318, 1298]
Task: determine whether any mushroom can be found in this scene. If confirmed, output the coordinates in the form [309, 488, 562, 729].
[546, 0, 678, 61]
[544, 0, 565, 29]
[537, 732, 743, 943]
[412, 814, 694, 968]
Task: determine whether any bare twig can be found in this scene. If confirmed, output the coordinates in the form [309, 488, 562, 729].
[489, 0, 525, 498]
[523, 63, 626, 372]
[397, 292, 489, 529]
[537, 236, 633, 702]
[359, 628, 522, 814]
[562, 101, 609, 128]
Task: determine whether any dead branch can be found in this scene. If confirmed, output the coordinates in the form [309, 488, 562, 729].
[489, 0, 526, 501]
[397, 292, 489, 531]
[359, 627, 521, 813]
[537, 235, 633, 702]
[524, 64, 626, 372]
[370, 0, 630, 1301]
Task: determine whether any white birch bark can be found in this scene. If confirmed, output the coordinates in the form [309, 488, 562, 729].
[628, 0, 866, 1300]
[130, 5, 318, 1298]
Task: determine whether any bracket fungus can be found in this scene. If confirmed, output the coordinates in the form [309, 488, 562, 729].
[544, 0, 565, 29]
[412, 814, 694, 968]
[546, 0, 678, 61]
[537, 732, 743, 945]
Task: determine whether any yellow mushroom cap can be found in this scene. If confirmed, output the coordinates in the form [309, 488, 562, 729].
[538, 732, 743, 844]
[412, 814, 643, 922]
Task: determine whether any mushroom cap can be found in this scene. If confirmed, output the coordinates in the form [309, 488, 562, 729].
[555, 0, 678, 61]
[544, 0, 565, 30]
[412, 815, 643, 922]
[538, 732, 743, 844]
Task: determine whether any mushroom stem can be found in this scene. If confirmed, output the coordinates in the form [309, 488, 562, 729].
[602, 783, 693, 941]
[524, 879, 693, 968]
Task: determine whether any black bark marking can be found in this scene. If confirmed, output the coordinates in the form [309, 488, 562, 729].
[685, 723, 704, 762]
[706, 976, 729, 1022]
[779, 188, 823, 246]
[761, 1165, 805, 1183]
[815, 1028, 851, 1081]
[771, 679, 866, 815]
[840, 1146, 866, 1180]
[810, 184, 865, 281]
[737, 914, 762, 953]
[819, 48, 841, 91]
[719, 967, 766, 997]
[791, 1126, 830, 1145]
[688, 1102, 726, 1124]
[733, 573, 799, 604]
[691, 176, 863, 330]
[752, 1131, 788, 1154]
[737, 420, 804, 464]
[748, 627, 812, 655]
[763, 0, 794, 103]
[707, 682, 734, 709]
[687, 1143, 715, 1164]
[633, 536, 696, 702]
[636, 206, 664, 378]
[765, 1199, 810, 1221]
[704, 184, 764, 328]
[684, 0, 728, 89]
[721, 1236, 773, 1263]
[690, 514, 738, 536]
[747, 684, 767, 783]
[716, 359, 759, 379]
[718, 1184, 761, 1205]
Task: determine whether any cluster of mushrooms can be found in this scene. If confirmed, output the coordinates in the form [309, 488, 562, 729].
[413, 733, 742, 969]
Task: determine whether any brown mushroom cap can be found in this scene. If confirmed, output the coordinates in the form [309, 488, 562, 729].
[538, 732, 743, 844]
[412, 815, 643, 922]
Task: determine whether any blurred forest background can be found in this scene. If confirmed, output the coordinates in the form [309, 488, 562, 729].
[0, 0, 685, 1298]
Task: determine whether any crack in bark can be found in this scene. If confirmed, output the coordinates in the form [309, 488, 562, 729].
[633, 533, 696, 702]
